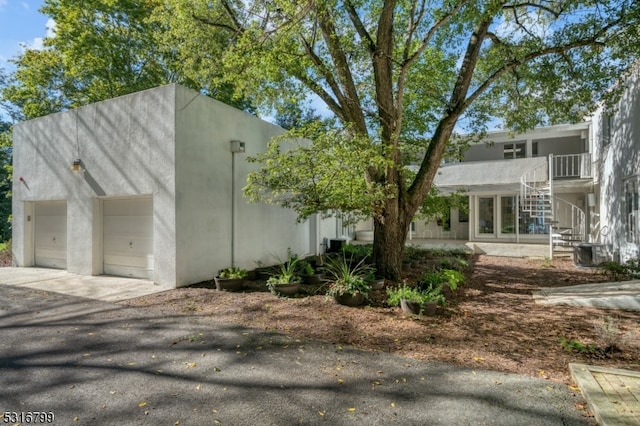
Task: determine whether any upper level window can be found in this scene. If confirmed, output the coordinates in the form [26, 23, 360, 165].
[624, 176, 639, 243]
[532, 142, 538, 157]
[603, 114, 613, 146]
[503, 142, 526, 159]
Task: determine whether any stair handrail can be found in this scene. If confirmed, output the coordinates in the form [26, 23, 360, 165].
[520, 160, 549, 213]
[553, 196, 586, 242]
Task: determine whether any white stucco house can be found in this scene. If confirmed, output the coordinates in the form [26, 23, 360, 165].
[594, 64, 640, 263]
[355, 64, 640, 263]
[12, 84, 339, 288]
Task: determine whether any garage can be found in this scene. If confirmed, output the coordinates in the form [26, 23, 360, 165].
[103, 197, 153, 279]
[34, 201, 68, 269]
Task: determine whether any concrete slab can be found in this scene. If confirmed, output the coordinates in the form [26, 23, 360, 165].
[0, 267, 169, 302]
[570, 363, 640, 426]
[533, 281, 640, 311]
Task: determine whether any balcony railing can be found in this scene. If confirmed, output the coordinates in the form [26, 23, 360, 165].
[552, 153, 592, 179]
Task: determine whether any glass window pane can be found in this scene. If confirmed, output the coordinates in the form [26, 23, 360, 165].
[501, 197, 516, 234]
[519, 210, 548, 235]
[478, 197, 494, 234]
[515, 143, 526, 159]
[624, 176, 639, 243]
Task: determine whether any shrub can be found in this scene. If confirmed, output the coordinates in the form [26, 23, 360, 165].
[218, 267, 248, 279]
[418, 269, 464, 291]
[324, 254, 374, 298]
[386, 283, 446, 307]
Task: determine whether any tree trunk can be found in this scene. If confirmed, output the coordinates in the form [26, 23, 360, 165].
[372, 199, 412, 280]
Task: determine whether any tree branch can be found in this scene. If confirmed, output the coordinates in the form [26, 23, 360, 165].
[344, 0, 376, 53]
[317, 7, 368, 133]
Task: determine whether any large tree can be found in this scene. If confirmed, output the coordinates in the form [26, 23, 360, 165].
[169, 0, 639, 279]
[2, 0, 253, 120]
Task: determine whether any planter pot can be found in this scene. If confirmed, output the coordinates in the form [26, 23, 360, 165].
[370, 279, 385, 291]
[400, 299, 438, 316]
[214, 277, 245, 292]
[333, 293, 365, 307]
[270, 282, 301, 296]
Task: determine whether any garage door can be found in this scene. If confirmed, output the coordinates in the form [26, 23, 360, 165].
[34, 201, 67, 269]
[103, 197, 153, 279]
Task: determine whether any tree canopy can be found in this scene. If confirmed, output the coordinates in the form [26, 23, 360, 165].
[3, 0, 639, 277]
[1, 0, 254, 121]
[166, 0, 639, 277]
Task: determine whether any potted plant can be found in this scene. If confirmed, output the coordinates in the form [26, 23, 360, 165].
[386, 283, 445, 316]
[266, 251, 303, 296]
[324, 254, 374, 306]
[299, 260, 323, 285]
[214, 267, 248, 291]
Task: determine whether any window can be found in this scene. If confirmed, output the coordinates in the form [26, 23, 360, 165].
[503, 142, 526, 159]
[624, 176, 639, 243]
[532, 142, 538, 157]
[478, 197, 494, 234]
[500, 197, 517, 234]
[603, 114, 612, 146]
[519, 211, 548, 235]
[458, 197, 469, 223]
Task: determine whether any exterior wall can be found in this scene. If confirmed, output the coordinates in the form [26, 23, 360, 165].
[462, 125, 588, 163]
[13, 85, 177, 286]
[173, 85, 337, 286]
[597, 65, 640, 262]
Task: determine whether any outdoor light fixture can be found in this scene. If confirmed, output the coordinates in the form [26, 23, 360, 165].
[71, 159, 83, 172]
[230, 140, 246, 153]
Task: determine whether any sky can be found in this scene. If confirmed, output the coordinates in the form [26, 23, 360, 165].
[0, 0, 49, 72]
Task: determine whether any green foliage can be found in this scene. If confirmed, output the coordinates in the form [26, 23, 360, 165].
[266, 251, 304, 287]
[437, 257, 469, 272]
[324, 254, 374, 298]
[0, 125, 11, 241]
[386, 284, 446, 307]
[2, 0, 252, 120]
[441, 269, 465, 291]
[218, 267, 248, 279]
[560, 337, 598, 355]
[341, 244, 373, 263]
[600, 261, 632, 281]
[418, 269, 464, 292]
[244, 122, 393, 222]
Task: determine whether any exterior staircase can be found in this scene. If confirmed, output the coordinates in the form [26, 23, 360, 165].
[520, 155, 587, 258]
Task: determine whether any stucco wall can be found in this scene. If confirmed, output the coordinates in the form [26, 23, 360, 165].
[173, 85, 334, 285]
[598, 65, 640, 261]
[14, 83, 340, 287]
[13, 85, 177, 286]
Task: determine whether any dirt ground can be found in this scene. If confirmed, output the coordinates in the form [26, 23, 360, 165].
[123, 255, 640, 386]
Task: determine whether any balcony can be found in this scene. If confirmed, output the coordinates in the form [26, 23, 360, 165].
[552, 153, 592, 179]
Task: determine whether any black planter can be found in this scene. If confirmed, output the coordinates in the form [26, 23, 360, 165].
[400, 299, 437, 316]
[214, 277, 245, 292]
[333, 293, 365, 307]
[270, 282, 301, 296]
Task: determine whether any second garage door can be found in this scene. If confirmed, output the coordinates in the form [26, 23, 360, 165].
[103, 197, 153, 279]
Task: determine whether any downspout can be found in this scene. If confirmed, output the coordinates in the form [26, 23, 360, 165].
[230, 140, 246, 267]
[549, 154, 554, 259]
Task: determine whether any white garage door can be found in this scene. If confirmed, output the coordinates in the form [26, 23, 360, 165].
[34, 201, 67, 269]
[103, 197, 153, 279]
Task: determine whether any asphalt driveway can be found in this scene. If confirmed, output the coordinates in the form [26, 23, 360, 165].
[0, 284, 595, 425]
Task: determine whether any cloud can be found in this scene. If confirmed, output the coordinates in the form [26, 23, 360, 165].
[19, 19, 56, 51]
[45, 18, 56, 37]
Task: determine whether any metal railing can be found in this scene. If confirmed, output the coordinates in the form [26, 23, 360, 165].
[552, 197, 586, 242]
[552, 153, 592, 179]
[520, 160, 551, 215]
